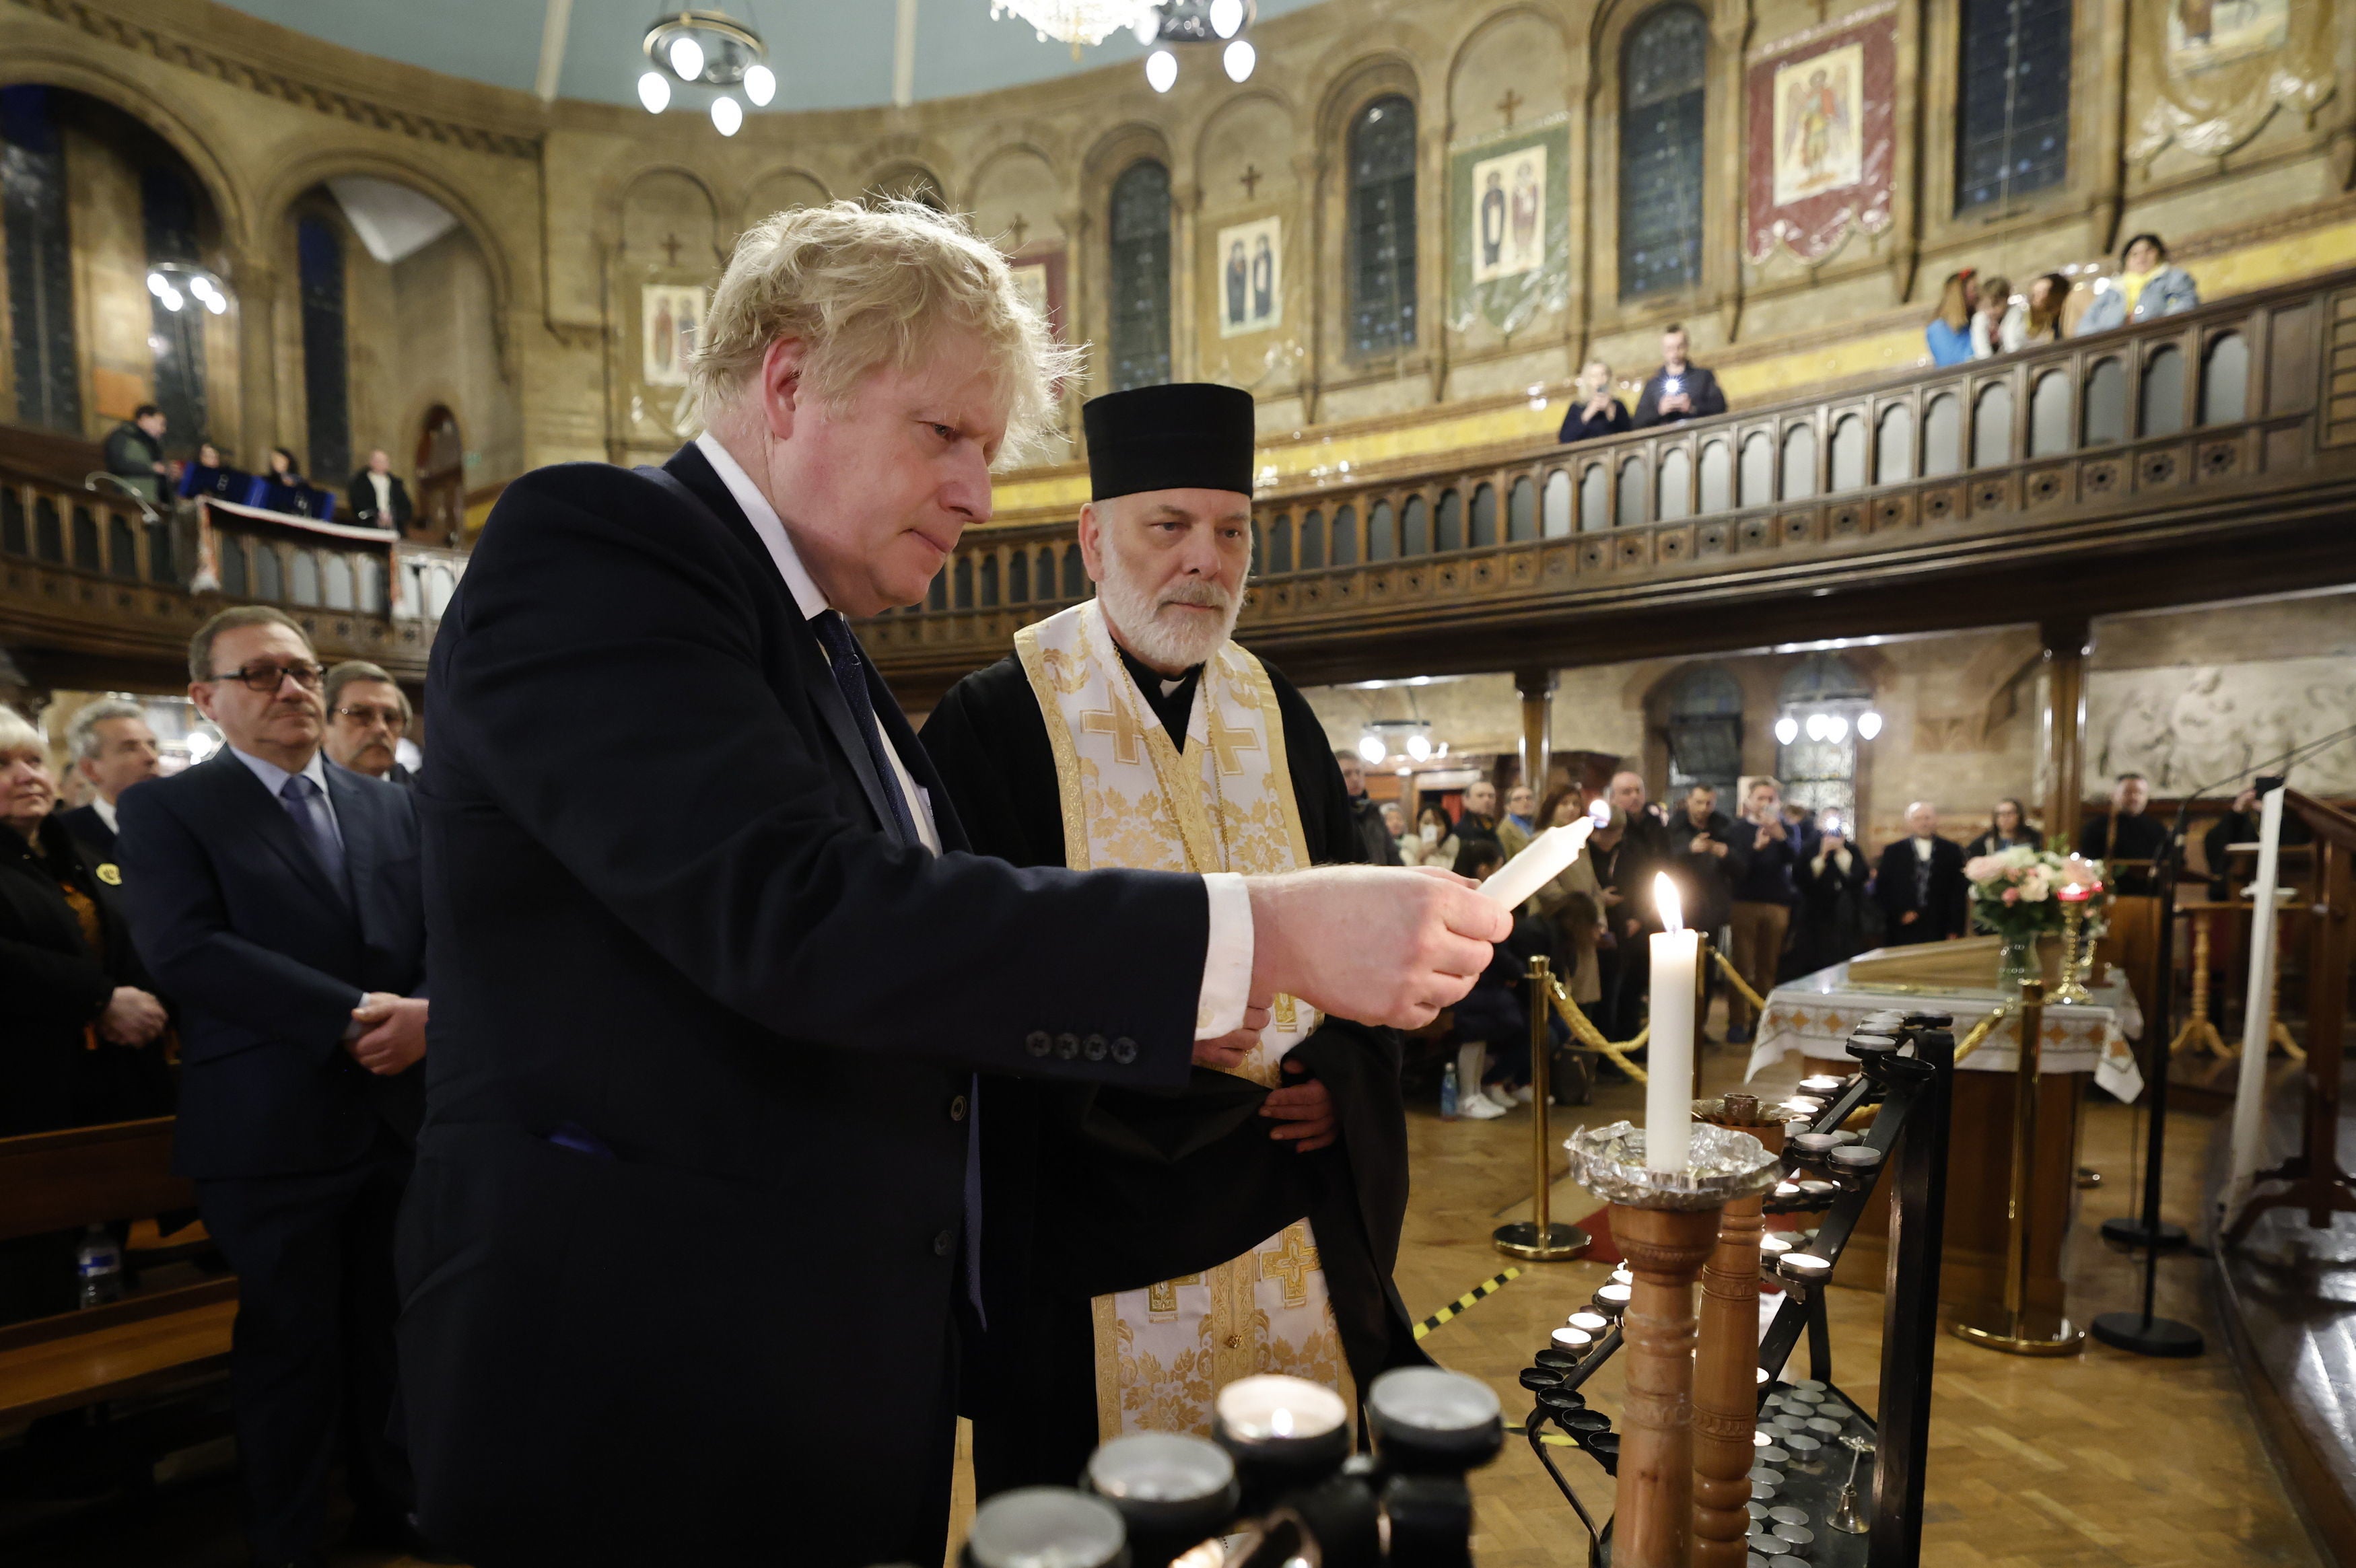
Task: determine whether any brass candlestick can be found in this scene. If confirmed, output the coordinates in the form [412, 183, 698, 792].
[1690, 1096, 1786, 1568]
[2054, 896, 2093, 1005]
[1565, 1123, 1780, 1568]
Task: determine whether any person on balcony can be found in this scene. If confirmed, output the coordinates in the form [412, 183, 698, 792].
[1968, 275, 2013, 359]
[1558, 359, 1632, 443]
[178, 439, 250, 503]
[2075, 234, 2199, 334]
[1925, 270, 1977, 366]
[2011, 273, 2072, 350]
[247, 447, 337, 521]
[1631, 325, 1726, 428]
[103, 402, 170, 507]
[347, 449, 414, 533]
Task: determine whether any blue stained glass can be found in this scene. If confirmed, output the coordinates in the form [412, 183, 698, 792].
[1955, 0, 2072, 213]
[298, 217, 351, 483]
[1108, 160, 1171, 392]
[1620, 5, 1708, 300]
[3, 86, 81, 433]
[1348, 96, 1418, 357]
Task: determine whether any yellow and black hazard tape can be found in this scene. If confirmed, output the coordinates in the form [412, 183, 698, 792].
[1411, 1267, 1521, 1341]
[1506, 1420, 1581, 1448]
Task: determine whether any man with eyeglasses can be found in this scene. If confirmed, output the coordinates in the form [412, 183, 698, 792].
[115, 605, 439, 1568]
[322, 660, 415, 786]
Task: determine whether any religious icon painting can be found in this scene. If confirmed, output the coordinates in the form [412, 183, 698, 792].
[1771, 43, 1863, 207]
[639, 283, 704, 388]
[2166, 0, 2287, 76]
[1469, 143, 1546, 285]
[1742, 5, 1896, 264]
[1215, 216, 1282, 338]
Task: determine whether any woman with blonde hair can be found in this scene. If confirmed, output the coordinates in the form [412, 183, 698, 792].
[1557, 359, 1632, 443]
[1925, 269, 1977, 366]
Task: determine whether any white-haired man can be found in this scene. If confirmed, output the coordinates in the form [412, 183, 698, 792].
[923, 384, 1430, 1495]
[57, 697, 160, 856]
[401, 202, 1506, 1568]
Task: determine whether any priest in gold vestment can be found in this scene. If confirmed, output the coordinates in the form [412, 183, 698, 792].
[922, 384, 1428, 1495]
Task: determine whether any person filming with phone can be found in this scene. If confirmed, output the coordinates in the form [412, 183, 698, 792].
[1632, 324, 1727, 428]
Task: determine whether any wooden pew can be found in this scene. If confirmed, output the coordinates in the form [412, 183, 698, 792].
[0, 1118, 236, 1425]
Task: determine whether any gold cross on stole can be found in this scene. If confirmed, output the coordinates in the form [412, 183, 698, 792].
[1147, 1274, 1202, 1316]
[1259, 1230, 1320, 1306]
[1204, 708, 1259, 776]
[1079, 703, 1149, 765]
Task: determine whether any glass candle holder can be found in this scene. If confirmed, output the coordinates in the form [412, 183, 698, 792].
[967, 1487, 1127, 1568]
[1366, 1366, 1503, 1474]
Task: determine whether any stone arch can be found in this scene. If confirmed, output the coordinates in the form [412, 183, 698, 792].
[1585, 0, 1739, 321]
[1081, 122, 1180, 390]
[0, 47, 252, 250]
[1445, 5, 1572, 140]
[739, 167, 831, 238]
[965, 143, 1063, 254]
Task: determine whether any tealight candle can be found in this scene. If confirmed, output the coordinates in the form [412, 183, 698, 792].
[1830, 1145, 1883, 1171]
[1791, 1133, 1838, 1155]
[1806, 1417, 1843, 1435]
[1773, 1181, 1801, 1198]
[1769, 1506, 1810, 1527]
[1567, 1311, 1609, 1334]
[1214, 1375, 1346, 1443]
[1760, 1233, 1793, 1256]
[1551, 1326, 1595, 1352]
[1779, 1253, 1833, 1285]
[1084, 1433, 1239, 1564]
[967, 1487, 1128, 1568]
[1593, 1281, 1632, 1315]
[1609, 1267, 1634, 1285]
[1797, 1179, 1836, 1195]
[1798, 1075, 1847, 1094]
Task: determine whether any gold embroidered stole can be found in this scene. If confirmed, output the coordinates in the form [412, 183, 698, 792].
[1014, 600, 1344, 1439]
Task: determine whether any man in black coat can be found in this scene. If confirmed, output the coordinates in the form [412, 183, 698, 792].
[102, 402, 170, 507]
[395, 201, 1505, 1568]
[1336, 748, 1404, 865]
[347, 449, 414, 533]
[117, 605, 431, 1568]
[1631, 324, 1729, 428]
[1873, 800, 1968, 944]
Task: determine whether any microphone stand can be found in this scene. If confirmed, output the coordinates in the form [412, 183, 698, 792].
[2088, 725, 2356, 1357]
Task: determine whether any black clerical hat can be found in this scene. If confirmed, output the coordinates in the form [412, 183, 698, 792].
[1082, 383, 1255, 501]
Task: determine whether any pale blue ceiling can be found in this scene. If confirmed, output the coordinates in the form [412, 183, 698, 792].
[221, 0, 1325, 114]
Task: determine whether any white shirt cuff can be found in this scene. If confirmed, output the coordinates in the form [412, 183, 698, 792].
[1193, 871, 1254, 1039]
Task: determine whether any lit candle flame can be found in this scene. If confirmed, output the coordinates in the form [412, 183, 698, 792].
[1270, 1406, 1294, 1438]
[1589, 796, 1611, 828]
[1655, 871, 1683, 934]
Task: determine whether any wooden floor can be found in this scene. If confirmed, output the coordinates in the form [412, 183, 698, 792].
[13, 1034, 2323, 1568]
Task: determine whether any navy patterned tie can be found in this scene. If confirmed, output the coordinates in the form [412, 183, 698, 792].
[809, 610, 921, 848]
[278, 773, 348, 896]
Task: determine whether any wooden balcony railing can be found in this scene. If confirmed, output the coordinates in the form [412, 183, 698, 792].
[0, 474, 454, 685]
[866, 265, 2356, 700]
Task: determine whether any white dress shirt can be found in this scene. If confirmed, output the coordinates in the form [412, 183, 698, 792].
[90, 794, 119, 838]
[368, 470, 394, 523]
[228, 744, 364, 1018]
[691, 432, 1253, 1038]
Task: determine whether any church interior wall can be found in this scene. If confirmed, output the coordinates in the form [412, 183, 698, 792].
[3, 0, 2353, 501]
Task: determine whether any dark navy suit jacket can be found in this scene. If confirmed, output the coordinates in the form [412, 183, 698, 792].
[116, 752, 427, 1179]
[396, 441, 1213, 1568]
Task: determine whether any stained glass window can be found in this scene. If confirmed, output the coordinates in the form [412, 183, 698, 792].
[1348, 96, 1418, 358]
[1620, 5, 1708, 300]
[1, 87, 80, 433]
[1775, 653, 1875, 826]
[143, 166, 207, 454]
[1955, 0, 2071, 213]
[1107, 160, 1171, 392]
[297, 217, 351, 484]
[1665, 664, 1743, 807]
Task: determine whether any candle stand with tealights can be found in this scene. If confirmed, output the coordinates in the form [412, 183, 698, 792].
[1516, 1012, 1958, 1568]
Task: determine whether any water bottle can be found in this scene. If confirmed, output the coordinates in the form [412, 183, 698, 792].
[76, 1223, 123, 1308]
[1439, 1063, 1459, 1121]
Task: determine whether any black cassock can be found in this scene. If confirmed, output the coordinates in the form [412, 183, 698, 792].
[920, 643, 1429, 1496]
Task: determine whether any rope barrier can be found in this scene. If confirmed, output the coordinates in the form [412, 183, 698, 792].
[1704, 936, 1768, 1015]
[1547, 982, 1649, 1083]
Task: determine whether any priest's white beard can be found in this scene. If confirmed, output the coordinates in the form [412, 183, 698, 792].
[1096, 550, 1241, 674]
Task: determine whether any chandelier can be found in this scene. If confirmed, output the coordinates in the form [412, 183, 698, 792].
[986, 0, 1160, 48]
[637, 9, 774, 133]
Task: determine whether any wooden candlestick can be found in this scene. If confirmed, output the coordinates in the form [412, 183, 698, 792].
[1691, 1104, 1786, 1568]
[1610, 1202, 1725, 1568]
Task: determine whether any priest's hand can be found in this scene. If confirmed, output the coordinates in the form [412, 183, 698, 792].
[1245, 865, 1511, 1030]
[1261, 1059, 1338, 1151]
[1193, 1003, 1272, 1071]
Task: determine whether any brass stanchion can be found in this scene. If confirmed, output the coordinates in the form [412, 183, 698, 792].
[1494, 956, 1589, 1261]
[1950, 980, 2084, 1354]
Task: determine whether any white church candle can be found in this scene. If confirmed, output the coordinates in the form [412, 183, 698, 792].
[1480, 797, 1610, 911]
[1647, 871, 1697, 1172]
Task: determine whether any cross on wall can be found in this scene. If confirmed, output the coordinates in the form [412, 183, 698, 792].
[659, 232, 683, 266]
[1238, 164, 1263, 200]
[1496, 87, 1524, 129]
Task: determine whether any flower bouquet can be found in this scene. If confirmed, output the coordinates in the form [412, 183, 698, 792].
[1963, 846, 2106, 989]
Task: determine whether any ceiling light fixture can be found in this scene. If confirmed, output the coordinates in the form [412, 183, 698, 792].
[1138, 1, 1258, 92]
[1208, 0, 1245, 37]
[145, 262, 233, 317]
[1357, 734, 1388, 765]
[1146, 46, 1177, 92]
[1222, 38, 1254, 81]
[988, 0, 1160, 48]
[1857, 710, 1883, 740]
[641, 10, 769, 123]
[1774, 715, 1799, 746]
